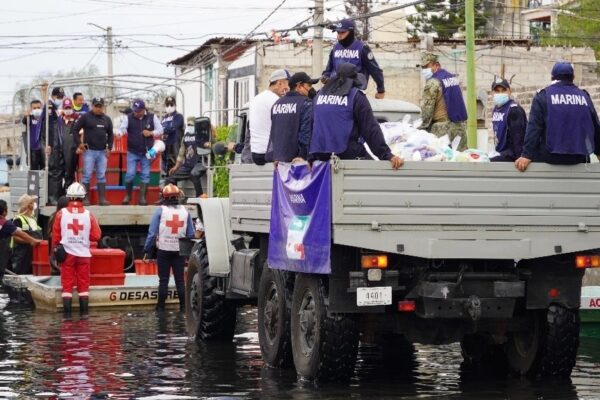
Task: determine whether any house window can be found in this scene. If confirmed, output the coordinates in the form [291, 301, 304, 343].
[204, 65, 213, 102]
[233, 78, 250, 111]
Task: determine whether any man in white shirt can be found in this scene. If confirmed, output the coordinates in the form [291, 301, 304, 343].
[248, 69, 290, 165]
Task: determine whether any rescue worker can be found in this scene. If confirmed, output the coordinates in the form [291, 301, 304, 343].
[118, 99, 164, 205]
[51, 183, 102, 315]
[310, 63, 403, 169]
[21, 100, 45, 170]
[143, 184, 194, 311]
[10, 194, 43, 275]
[490, 78, 527, 162]
[418, 53, 468, 150]
[323, 18, 385, 99]
[249, 69, 290, 165]
[168, 117, 212, 197]
[515, 61, 600, 171]
[161, 96, 185, 175]
[72, 97, 114, 206]
[55, 98, 80, 196]
[266, 71, 317, 162]
[72, 92, 90, 115]
[48, 196, 68, 273]
[0, 200, 41, 280]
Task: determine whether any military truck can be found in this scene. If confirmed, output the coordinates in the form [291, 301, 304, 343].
[185, 101, 600, 381]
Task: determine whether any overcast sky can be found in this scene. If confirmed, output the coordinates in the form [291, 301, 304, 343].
[0, 0, 391, 114]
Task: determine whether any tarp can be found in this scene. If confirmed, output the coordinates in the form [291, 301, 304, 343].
[267, 161, 331, 274]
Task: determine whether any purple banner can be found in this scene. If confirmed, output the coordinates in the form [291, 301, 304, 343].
[267, 161, 331, 274]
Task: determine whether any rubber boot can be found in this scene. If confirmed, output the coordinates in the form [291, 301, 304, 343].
[122, 182, 133, 205]
[83, 183, 90, 206]
[63, 298, 72, 316]
[155, 294, 167, 312]
[139, 183, 148, 206]
[79, 297, 89, 314]
[97, 182, 111, 206]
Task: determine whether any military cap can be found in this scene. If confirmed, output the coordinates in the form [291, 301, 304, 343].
[421, 53, 439, 67]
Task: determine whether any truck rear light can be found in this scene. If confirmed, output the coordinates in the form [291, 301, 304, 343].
[361, 255, 388, 269]
[575, 255, 600, 269]
[398, 300, 415, 312]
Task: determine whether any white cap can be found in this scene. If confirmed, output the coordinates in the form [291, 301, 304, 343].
[269, 69, 291, 83]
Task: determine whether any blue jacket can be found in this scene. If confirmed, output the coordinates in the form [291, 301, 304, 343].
[323, 41, 385, 93]
[523, 82, 600, 164]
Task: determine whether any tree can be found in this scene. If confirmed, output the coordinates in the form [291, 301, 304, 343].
[407, 0, 490, 39]
[541, 0, 600, 61]
[344, 0, 399, 41]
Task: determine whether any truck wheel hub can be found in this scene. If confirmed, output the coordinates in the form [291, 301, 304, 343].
[263, 282, 280, 343]
[298, 290, 316, 356]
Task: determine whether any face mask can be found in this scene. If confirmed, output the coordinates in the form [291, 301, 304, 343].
[64, 109, 73, 116]
[33, 203, 38, 212]
[53, 98, 62, 108]
[308, 88, 317, 99]
[421, 68, 433, 80]
[493, 93, 510, 107]
[31, 109, 42, 118]
[165, 106, 175, 114]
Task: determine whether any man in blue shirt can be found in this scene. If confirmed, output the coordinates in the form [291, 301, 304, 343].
[322, 18, 385, 99]
[161, 96, 185, 176]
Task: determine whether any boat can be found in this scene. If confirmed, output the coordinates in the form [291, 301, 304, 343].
[26, 273, 181, 311]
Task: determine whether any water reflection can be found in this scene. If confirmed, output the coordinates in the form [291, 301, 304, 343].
[0, 295, 598, 399]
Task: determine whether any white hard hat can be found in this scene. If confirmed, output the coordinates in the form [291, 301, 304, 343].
[66, 182, 86, 199]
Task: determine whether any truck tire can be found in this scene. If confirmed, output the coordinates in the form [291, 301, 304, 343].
[185, 241, 236, 342]
[258, 267, 293, 368]
[290, 273, 359, 381]
[506, 305, 579, 378]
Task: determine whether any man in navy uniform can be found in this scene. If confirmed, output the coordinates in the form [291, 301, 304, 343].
[161, 96, 185, 175]
[489, 78, 527, 162]
[310, 63, 402, 169]
[322, 18, 385, 99]
[267, 72, 317, 163]
[515, 61, 600, 171]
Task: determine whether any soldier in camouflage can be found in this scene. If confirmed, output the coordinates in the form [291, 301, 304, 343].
[418, 53, 467, 150]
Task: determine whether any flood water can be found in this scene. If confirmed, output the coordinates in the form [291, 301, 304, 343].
[1, 293, 600, 399]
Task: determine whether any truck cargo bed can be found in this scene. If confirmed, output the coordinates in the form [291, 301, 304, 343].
[229, 161, 600, 259]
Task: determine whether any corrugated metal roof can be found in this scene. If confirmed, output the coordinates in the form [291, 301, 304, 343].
[167, 37, 256, 66]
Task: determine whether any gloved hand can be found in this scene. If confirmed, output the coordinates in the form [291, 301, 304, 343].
[143, 252, 149, 262]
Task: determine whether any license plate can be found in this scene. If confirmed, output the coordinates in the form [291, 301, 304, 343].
[356, 286, 392, 306]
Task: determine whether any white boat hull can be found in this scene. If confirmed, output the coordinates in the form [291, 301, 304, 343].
[26, 274, 181, 311]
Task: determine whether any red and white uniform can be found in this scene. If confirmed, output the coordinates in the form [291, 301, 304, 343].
[52, 201, 102, 299]
[158, 205, 188, 251]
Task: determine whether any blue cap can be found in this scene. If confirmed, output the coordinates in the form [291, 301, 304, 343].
[132, 99, 146, 112]
[551, 61, 574, 79]
[331, 18, 355, 33]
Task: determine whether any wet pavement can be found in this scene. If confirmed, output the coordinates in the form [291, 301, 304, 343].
[0, 293, 599, 399]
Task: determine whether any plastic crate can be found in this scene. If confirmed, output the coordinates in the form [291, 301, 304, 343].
[112, 134, 127, 152]
[121, 171, 160, 186]
[90, 274, 125, 286]
[32, 262, 51, 276]
[90, 186, 160, 205]
[33, 240, 49, 263]
[135, 259, 158, 275]
[90, 248, 126, 275]
[77, 169, 121, 187]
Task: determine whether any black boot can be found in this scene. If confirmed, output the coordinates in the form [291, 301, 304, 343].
[97, 182, 111, 206]
[63, 298, 72, 316]
[79, 297, 89, 314]
[139, 183, 148, 206]
[83, 183, 90, 206]
[122, 182, 133, 205]
[155, 293, 167, 311]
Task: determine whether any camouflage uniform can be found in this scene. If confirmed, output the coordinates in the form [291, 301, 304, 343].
[418, 53, 467, 150]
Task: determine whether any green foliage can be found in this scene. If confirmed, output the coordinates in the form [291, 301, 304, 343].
[540, 0, 600, 60]
[212, 125, 235, 198]
[407, 0, 489, 39]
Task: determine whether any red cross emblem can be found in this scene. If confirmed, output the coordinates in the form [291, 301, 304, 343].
[67, 219, 84, 235]
[165, 214, 184, 234]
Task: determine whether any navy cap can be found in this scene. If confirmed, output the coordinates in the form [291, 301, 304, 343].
[551, 61, 574, 79]
[289, 72, 319, 89]
[331, 18, 355, 33]
[91, 97, 104, 106]
[132, 99, 146, 112]
[491, 77, 510, 90]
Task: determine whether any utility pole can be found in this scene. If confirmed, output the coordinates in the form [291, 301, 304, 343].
[88, 23, 115, 104]
[465, 0, 477, 149]
[312, 0, 324, 80]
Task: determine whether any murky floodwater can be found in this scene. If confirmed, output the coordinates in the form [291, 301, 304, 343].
[0, 293, 600, 399]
